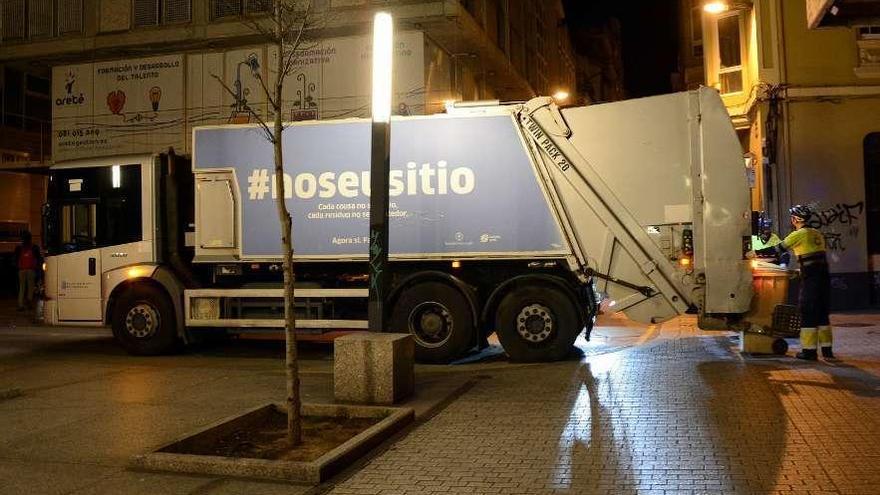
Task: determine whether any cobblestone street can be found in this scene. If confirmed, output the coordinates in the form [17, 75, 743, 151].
[3, 312, 880, 494]
[326, 315, 880, 495]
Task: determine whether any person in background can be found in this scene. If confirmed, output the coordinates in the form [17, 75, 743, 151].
[14, 231, 42, 312]
[757, 205, 833, 361]
[751, 215, 787, 265]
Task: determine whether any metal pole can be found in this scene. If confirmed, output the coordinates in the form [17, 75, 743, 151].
[368, 121, 391, 331]
[368, 12, 393, 332]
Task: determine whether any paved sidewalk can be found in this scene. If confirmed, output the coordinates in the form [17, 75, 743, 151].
[325, 315, 880, 495]
[3, 311, 880, 494]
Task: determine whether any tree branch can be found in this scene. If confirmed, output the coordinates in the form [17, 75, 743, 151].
[210, 73, 275, 143]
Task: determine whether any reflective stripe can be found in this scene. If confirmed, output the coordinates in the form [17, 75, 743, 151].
[800, 327, 818, 350]
[818, 325, 833, 348]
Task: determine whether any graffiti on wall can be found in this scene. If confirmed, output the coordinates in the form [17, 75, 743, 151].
[807, 202, 864, 230]
[806, 202, 864, 253]
[824, 232, 846, 252]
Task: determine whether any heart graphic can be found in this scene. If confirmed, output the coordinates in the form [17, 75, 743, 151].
[107, 90, 126, 115]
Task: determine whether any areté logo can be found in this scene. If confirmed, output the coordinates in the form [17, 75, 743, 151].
[55, 71, 85, 107]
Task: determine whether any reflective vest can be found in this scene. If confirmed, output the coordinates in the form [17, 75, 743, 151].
[752, 233, 782, 251]
[782, 227, 826, 258]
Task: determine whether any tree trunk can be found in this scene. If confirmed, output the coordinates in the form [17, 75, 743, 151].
[273, 6, 302, 447]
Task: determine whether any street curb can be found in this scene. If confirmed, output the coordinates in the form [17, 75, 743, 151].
[130, 403, 414, 483]
[0, 388, 22, 401]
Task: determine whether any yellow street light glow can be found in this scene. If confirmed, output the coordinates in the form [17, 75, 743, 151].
[553, 90, 570, 102]
[703, 1, 729, 14]
[372, 12, 393, 123]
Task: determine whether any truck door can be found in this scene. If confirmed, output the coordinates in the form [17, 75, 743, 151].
[46, 164, 145, 323]
[55, 203, 103, 321]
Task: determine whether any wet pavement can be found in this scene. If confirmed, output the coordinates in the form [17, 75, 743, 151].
[2, 304, 880, 494]
[326, 315, 880, 495]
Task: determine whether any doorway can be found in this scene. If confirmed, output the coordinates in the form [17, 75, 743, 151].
[865, 133, 880, 305]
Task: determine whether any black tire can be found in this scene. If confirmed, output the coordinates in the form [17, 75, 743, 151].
[111, 284, 179, 356]
[389, 282, 474, 363]
[495, 285, 581, 362]
[772, 337, 789, 355]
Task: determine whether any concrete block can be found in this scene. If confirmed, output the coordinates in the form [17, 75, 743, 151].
[334, 333, 414, 405]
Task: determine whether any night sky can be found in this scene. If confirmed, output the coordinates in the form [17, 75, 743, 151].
[563, 0, 680, 98]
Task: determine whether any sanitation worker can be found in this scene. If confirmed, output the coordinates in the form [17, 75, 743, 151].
[751, 214, 788, 266]
[758, 205, 833, 360]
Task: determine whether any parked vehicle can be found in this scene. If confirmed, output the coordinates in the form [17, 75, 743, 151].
[42, 88, 753, 362]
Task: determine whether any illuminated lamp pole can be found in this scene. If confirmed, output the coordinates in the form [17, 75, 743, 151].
[368, 12, 393, 332]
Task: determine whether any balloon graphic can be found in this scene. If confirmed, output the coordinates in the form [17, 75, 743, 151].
[149, 86, 162, 111]
[107, 90, 126, 115]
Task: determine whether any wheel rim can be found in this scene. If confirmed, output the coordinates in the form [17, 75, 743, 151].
[125, 302, 160, 339]
[516, 303, 554, 343]
[408, 301, 454, 348]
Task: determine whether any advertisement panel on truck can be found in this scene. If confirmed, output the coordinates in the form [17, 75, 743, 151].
[193, 114, 567, 259]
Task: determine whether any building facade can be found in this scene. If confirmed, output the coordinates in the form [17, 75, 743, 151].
[680, 0, 880, 308]
[0, 0, 577, 267]
[0, 1, 577, 162]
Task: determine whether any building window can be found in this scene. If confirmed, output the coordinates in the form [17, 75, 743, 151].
[28, 0, 53, 38]
[2, 0, 27, 40]
[133, 0, 191, 27]
[211, 0, 270, 20]
[690, 5, 703, 58]
[56, 0, 82, 35]
[716, 13, 743, 94]
[1, 0, 81, 42]
[859, 25, 880, 39]
[855, 25, 880, 78]
[165, 0, 191, 23]
[133, 0, 160, 26]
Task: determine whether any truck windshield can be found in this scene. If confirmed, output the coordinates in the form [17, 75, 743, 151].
[44, 165, 142, 255]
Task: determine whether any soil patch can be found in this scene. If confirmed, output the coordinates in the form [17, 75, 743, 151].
[163, 409, 379, 462]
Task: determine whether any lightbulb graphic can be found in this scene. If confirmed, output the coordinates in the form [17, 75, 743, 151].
[149, 86, 162, 111]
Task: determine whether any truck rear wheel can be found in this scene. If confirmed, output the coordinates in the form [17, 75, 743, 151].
[111, 284, 179, 356]
[389, 282, 474, 363]
[495, 286, 581, 362]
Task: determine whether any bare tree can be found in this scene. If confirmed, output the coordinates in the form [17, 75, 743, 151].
[212, 0, 324, 447]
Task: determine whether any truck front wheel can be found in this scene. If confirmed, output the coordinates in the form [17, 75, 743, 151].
[390, 282, 474, 363]
[495, 286, 581, 362]
[111, 284, 179, 356]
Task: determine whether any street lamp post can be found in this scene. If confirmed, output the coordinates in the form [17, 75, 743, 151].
[368, 12, 393, 332]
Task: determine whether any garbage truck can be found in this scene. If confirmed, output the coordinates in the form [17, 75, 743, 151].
[41, 87, 753, 362]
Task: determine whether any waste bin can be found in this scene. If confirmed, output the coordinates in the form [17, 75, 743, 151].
[742, 261, 801, 354]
